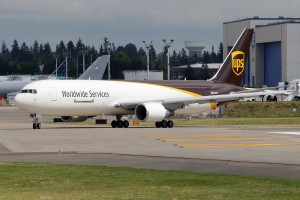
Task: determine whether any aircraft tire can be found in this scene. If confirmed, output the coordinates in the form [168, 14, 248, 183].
[123, 120, 129, 128]
[33, 123, 37, 129]
[117, 120, 124, 128]
[111, 120, 117, 128]
[161, 120, 168, 128]
[155, 121, 162, 128]
[37, 123, 41, 129]
[167, 120, 174, 128]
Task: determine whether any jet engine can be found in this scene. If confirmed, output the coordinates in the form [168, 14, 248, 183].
[263, 94, 277, 101]
[135, 103, 174, 122]
[57, 116, 89, 122]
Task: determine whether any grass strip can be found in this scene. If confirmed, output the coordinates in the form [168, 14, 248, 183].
[0, 162, 300, 199]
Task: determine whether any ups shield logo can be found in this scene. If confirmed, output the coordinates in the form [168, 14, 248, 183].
[231, 51, 245, 76]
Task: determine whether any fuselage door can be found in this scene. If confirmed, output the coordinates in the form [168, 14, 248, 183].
[50, 87, 57, 101]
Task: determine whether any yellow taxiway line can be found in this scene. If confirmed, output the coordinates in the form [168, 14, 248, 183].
[160, 138, 277, 142]
[180, 142, 300, 149]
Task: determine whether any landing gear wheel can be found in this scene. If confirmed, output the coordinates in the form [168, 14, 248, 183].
[167, 120, 174, 128]
[111, 120, 117, 128]
[155, 121, 162, 128]
[37, 123, 41, 129]
[123, 120, 129, 128]
[33, 123, 37, 129]
[161, 120, 168, 128]
[117, 120, 124, 128]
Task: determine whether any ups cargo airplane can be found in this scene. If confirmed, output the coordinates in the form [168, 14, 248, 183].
[14, 28, 289, 129]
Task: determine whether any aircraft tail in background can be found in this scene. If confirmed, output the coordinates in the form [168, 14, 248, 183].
[78, 55, 110, 80]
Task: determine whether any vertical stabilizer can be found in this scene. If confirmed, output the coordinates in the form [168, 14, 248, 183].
[209, 28, 254, 86]
[78, 55, 110, 80]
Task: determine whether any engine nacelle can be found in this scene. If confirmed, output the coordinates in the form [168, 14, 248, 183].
[263, 95, 277, 101]
[135, 103, 174, 122]
[59, 116, 89, 122]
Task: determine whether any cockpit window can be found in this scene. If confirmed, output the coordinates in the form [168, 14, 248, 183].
[20, 89, 37, 94]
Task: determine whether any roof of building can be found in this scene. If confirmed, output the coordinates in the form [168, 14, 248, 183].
[223, 17, 300, 24]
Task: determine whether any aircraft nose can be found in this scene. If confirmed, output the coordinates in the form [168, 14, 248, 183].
[14, 93, 26, 109]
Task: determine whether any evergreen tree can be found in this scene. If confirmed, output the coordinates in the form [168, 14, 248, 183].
[203, 51, 210, 64]
[39, 44, 44, 55]
[170, 50, 178, 67]
[43, 43, 52, 54]
[56, 40, 67, 58]
[124, 43, 137, 61]
[11, 39, 20, 60]
[179, 48, 188, 65]
[67, 41, 76, 56]
[0, 41, 10, 75]
[137, 47, 147, 70]
[20, 42, 31, 61]
[192, 53, 199, 64]
[110, 51, 131, 79]
[99, 44, 104, 55]
[1, 41, 9, 55]
[149, 46, 156, 70]
[89, 45, 98, 64]
[217, 42, 223, 63]
[210, 45, 218, 63]
[32, 40, 39, 57]
[199, 64, 210, 80]
[184, 65, 195, 80]
[75, 38, 84, 53]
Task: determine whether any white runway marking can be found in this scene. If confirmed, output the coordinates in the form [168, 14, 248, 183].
[268, 132, 300, 136]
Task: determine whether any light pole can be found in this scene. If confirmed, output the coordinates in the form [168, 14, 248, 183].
[53, 53, 58, 79]
[63, 51, 69, 79]
[143, 41, 153, 80]
[80, 47, 88, 73]
[106, 43, 113, 80]
[163, 39, 174, 80]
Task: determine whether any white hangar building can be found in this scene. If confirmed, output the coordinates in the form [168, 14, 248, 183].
[223, 17, 300, 87]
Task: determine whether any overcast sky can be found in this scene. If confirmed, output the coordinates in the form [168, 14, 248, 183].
[1, 0, 299, 52]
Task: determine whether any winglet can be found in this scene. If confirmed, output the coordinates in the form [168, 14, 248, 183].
[209, 28, 254, 86]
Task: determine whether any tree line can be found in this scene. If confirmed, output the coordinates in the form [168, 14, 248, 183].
[0, 38, 223, 80]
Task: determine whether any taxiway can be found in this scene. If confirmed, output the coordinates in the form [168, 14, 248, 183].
[1, 107, 300, 178]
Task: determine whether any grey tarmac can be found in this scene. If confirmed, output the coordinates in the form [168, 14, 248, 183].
[1, 107, 300, 179]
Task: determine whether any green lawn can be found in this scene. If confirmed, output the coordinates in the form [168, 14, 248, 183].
[0, 162, 300, 199]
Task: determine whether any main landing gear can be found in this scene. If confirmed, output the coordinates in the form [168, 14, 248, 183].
[111, 115, 129, 128]
[111, 120, 129, 128]
[110, 116, 174, 128]
[32, 114, 42, 129]
[155, 119, 174, 128]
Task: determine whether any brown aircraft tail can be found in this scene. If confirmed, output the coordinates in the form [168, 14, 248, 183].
[209, 28, 254, 86]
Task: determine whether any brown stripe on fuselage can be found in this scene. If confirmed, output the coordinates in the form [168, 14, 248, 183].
[131, 80, 245, 96]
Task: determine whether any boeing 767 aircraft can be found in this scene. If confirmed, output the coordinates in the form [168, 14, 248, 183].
[14, 29, 290, 129]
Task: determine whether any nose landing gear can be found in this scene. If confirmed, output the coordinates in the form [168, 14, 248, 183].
[32, 114, 42, 129]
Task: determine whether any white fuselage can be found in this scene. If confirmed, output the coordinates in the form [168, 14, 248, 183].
[15, 80, 214, 118]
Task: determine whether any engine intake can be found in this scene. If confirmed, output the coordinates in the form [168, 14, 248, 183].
[135, 103, 174, 122]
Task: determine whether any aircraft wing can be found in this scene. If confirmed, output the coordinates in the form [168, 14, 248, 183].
[115, 90, 291, 111]
[232, 86, 286, 93]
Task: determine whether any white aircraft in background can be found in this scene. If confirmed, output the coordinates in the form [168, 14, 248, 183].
[14, 29, 291, 129]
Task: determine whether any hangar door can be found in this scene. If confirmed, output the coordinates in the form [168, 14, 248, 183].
[264, 42, 281, 87]
[242, 52, 250, 86]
